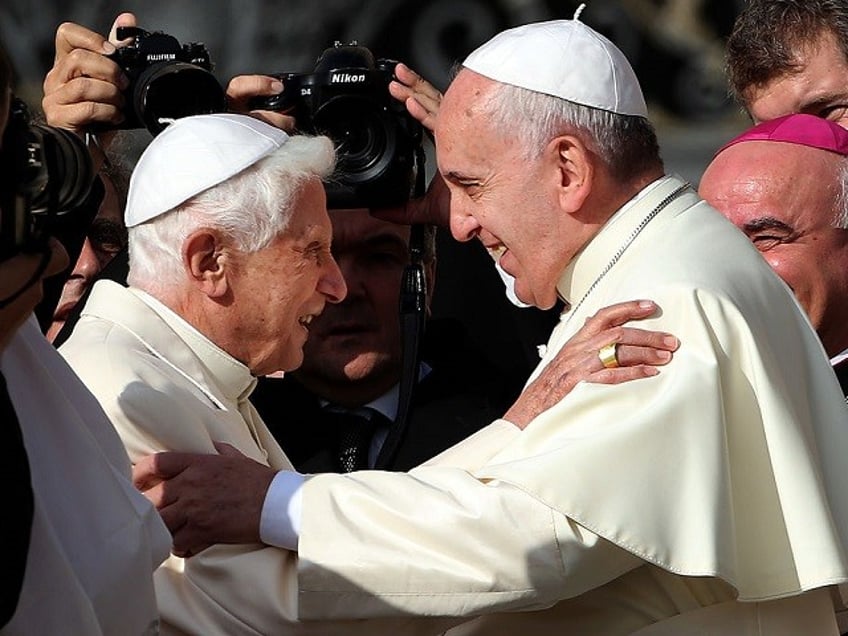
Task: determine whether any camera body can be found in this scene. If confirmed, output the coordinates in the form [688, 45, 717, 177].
[106, 27, 226, 135]
[252, 42, 424, 208]
[0, 98, 94, 261]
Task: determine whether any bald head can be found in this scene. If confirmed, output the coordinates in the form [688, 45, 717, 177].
[701, 141, 846, 232]
[700, 137, 848, 356]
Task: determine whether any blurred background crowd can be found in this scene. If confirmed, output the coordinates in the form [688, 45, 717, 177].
[2, 0, 749, 184]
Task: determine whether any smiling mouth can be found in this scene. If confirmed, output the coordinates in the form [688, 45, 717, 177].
[298, 315, 315, 330]
[486, 243, 506, 259]
[485, 245, 508, 268]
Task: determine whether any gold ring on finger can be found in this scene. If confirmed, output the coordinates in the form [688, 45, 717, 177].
[598, 343, 619, 369]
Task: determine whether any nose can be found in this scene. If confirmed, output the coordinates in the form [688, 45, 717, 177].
[71, 238, 102, 281]
[319, 253, 347, 304]
[449, 207, 481, 243]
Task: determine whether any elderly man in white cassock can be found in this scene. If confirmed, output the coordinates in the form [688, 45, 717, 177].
[129, 12, 848, 636]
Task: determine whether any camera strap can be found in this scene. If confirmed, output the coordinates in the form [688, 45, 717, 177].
[376, 145, 428, 468]
[377, 225, 426, 468]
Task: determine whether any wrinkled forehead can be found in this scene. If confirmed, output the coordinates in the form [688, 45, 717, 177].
[436, 71, 506, 175]
[703, 140, 844, 223]
[438, 70, 499, 137]
[745, 33, 848, 119]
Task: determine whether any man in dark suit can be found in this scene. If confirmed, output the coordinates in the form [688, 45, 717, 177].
[251, 207, 518, 471]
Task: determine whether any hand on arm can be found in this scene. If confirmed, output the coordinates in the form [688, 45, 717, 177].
[504, 300, 679, 429]
[132, 442, 277, 557]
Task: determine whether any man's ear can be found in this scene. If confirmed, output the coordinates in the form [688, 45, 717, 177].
[549, 134, 593, 214]
[182, 230, 230, 298]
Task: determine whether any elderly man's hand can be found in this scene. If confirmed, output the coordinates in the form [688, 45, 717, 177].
[226, 75, 296, 131]
[504, 300, 679, 429]
[42, 13, 137, 136]
[132, 442, 277, 558]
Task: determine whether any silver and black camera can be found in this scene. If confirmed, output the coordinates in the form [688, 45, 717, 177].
[0, 98, 94, 261]
[106, 27, 227, 135]
[251, 42, 424, 208]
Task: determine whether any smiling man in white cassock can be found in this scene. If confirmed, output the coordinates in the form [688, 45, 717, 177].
[131, 10, 848, 636]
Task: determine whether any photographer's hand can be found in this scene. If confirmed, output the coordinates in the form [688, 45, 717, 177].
[389, 63, 442, 134]
[42, 13, 137, 138]
[375, 63, 451, 227]
[226, 75, 296, 132]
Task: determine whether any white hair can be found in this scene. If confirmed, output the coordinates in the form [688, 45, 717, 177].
[477, 76, 662, 181]
[127, 135, 335, 293]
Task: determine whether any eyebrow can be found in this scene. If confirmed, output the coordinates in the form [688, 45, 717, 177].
[799, 92, 848, 113]
[444, 171, 476, 183]
[742, 217, 793, 234]
[88, 217, 128, 246]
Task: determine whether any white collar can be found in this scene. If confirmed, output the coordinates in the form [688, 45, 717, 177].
[831, 348, 848, 367]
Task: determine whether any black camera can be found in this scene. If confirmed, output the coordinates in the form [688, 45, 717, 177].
[106, 27, 227, 135]
[0, 98, 94, 262]
[251, 42, 424, 208]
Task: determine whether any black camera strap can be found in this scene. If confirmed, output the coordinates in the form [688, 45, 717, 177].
[376, 146, 427, 468]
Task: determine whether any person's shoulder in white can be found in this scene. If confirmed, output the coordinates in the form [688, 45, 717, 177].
[1, 316, 169, 635]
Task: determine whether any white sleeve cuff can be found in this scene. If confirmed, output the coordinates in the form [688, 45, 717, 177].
[259, 470, 304, 550]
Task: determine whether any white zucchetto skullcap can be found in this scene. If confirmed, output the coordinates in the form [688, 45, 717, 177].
[125, 113, 289, 227]
[463, 13, 648, 118]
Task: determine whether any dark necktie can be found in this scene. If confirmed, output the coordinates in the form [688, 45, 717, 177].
[326, 408, 381, 473]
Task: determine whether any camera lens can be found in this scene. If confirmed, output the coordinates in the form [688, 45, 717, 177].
[314, 96, 396, 184]
[132, 62, 227, 135]
[29, 125, 94, 214]
[0, 104, 95, 260]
